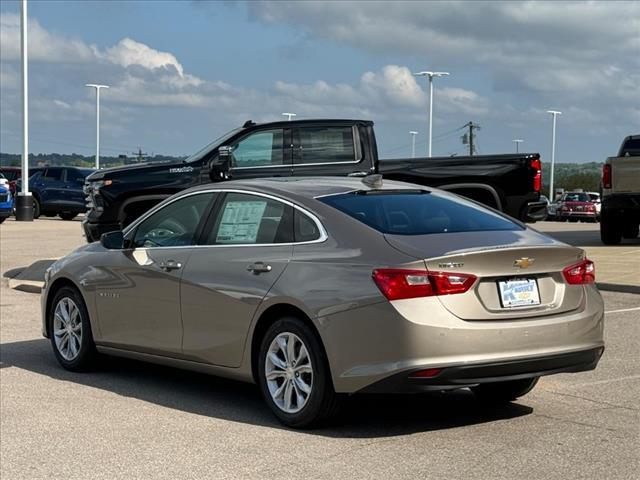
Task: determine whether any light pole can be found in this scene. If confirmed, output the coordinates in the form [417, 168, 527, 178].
[547, 110, 562, 200]
[414, 71, 449, 157]
[512, 139, 523, 153]
[15, 0, 32, 221]
[409, 131, 418, 158]
[282, 112, 296, 121]
[86, 84, 109, 169]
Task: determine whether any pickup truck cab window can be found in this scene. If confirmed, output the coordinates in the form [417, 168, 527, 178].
[132, 192, 215, 248]
[230, 129, 285, 168]
[206, 192, 294, 245]
[296, 126, 358, 164]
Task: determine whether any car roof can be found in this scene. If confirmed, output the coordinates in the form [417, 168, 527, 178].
[186, 176, 431, 201]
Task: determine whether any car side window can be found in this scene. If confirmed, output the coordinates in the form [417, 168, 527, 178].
[66, 169, 86, 183]
[294, 210, 321, 242]
[42, 168, 64, 182]
[230, 129, 284, 168]
[297, 126, 356, 164]
[206, 193, 293, 245]
[132, 193, 215, 248]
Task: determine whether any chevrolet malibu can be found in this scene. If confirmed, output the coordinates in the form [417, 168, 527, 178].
[42, 177, 604, 427]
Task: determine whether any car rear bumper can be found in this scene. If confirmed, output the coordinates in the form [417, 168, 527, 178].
[557, 211, 597, 220]
[359, 346, 603, 392]
[523, 201, 548, 222]
[319, 286, 604, 393]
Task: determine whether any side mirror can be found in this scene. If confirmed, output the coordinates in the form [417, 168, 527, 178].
[209, 146, 233, 182]
[100, 230, 124, 249]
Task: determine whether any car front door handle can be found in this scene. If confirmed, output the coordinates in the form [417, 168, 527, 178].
[247, 262, 272, 274]
[159, 259, 182, 271]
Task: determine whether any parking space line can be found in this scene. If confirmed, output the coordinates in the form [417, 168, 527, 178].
[604, 307, 640, 314]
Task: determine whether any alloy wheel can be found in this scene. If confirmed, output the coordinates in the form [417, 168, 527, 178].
[265, 332, 313, 414]
[53, 297, 83, 361]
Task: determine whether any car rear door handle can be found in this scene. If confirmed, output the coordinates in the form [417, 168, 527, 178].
[247, 262, 272, 274]
[159, 259, 182, 271]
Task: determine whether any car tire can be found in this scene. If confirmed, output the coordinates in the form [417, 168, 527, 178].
[0, 217, 6, 224]
[257, 317, 342, 428]
[33, 197, 41, 219]
[59, 212, 77, 221]
[471, 377, 539, 403]
[48, 286, 98, 372]
[600, 217, 622, 245]
[622, 223, 639, 239]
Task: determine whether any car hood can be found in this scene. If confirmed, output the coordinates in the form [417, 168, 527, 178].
[384, 228, 562, 260]
[86, 160, 181, 181]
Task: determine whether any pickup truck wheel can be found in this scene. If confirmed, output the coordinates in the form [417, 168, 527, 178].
[622, 223, 639, 239]
[59, 212, 77, 221]
[600, 218, 622, 245]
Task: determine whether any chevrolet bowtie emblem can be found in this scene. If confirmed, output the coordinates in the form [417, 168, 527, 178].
[514, 257, 535, 269]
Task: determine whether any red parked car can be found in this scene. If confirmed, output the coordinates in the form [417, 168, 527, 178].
[0, 167, 44, 195]
[556, 192, 598, 222]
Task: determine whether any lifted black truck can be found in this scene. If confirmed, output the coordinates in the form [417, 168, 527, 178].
[600, 134, 640, 244]
[83, 119, 545, 242]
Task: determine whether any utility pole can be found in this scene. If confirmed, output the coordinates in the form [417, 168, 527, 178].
[282, 112, 296, 121]
[413, 71, 449, 157]
[409, 131, 418, 158]
[86, 84, 109, 169]
[132, 147, 148, 163]
[547, 110, 562, 200]
[462, 122, 480, 156]
[15, 0, 32, 221]
[513, 139, 523, 153]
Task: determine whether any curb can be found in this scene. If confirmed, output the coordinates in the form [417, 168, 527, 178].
[596, 283, 640, 295]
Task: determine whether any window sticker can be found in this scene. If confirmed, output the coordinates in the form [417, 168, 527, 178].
[216, 200, 267, 243]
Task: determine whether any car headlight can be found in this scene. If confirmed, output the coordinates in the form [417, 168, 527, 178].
[89, 179, 112, 191]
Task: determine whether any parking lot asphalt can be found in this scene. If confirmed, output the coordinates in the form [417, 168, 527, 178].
[1, 217, 639, 480]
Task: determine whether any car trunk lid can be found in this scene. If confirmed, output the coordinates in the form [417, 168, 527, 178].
[385, 231, 586, 320]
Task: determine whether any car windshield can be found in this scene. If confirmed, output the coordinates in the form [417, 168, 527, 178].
[0, 170, 17, 181]
[563, 193, 590, 202]
[319, 190, 523, 235]
[183, 127, 243, 163]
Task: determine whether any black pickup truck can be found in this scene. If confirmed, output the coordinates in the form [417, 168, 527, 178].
[83, 119, 545, 242]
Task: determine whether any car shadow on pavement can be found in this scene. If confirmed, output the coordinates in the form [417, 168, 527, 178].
[1, 338, 533, 438]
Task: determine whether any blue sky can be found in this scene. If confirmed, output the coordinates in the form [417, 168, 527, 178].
[1, 1, 638, 162]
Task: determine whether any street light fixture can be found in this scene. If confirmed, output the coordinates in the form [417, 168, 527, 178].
[513, 139, 523, 153]
[86, 84, 109, 169]
[409, 131, 418, 158]
[282, 112, 296, 121]
[546, 110, 562, 200]
[414, 71, 449, 157]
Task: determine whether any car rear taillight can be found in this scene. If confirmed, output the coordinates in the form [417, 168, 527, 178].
[602, 164, 612, 189]
[562, 259, 595, 285]
[531, 157, 542, 192]
[372, 269, 477, 300]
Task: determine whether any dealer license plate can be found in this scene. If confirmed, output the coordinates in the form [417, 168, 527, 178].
[498, 279, 541, 308]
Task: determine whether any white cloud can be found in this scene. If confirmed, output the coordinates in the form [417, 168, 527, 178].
[102, 38, 186, 77]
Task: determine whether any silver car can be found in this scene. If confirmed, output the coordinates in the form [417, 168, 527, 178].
[42, 177, 604, 427]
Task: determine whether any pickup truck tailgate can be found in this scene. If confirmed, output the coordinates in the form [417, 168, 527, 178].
[610, 156, 640, 193]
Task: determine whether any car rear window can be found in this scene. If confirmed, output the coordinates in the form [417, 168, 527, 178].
[319, 191, 523, 235]
[563, 193, 589, 202]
